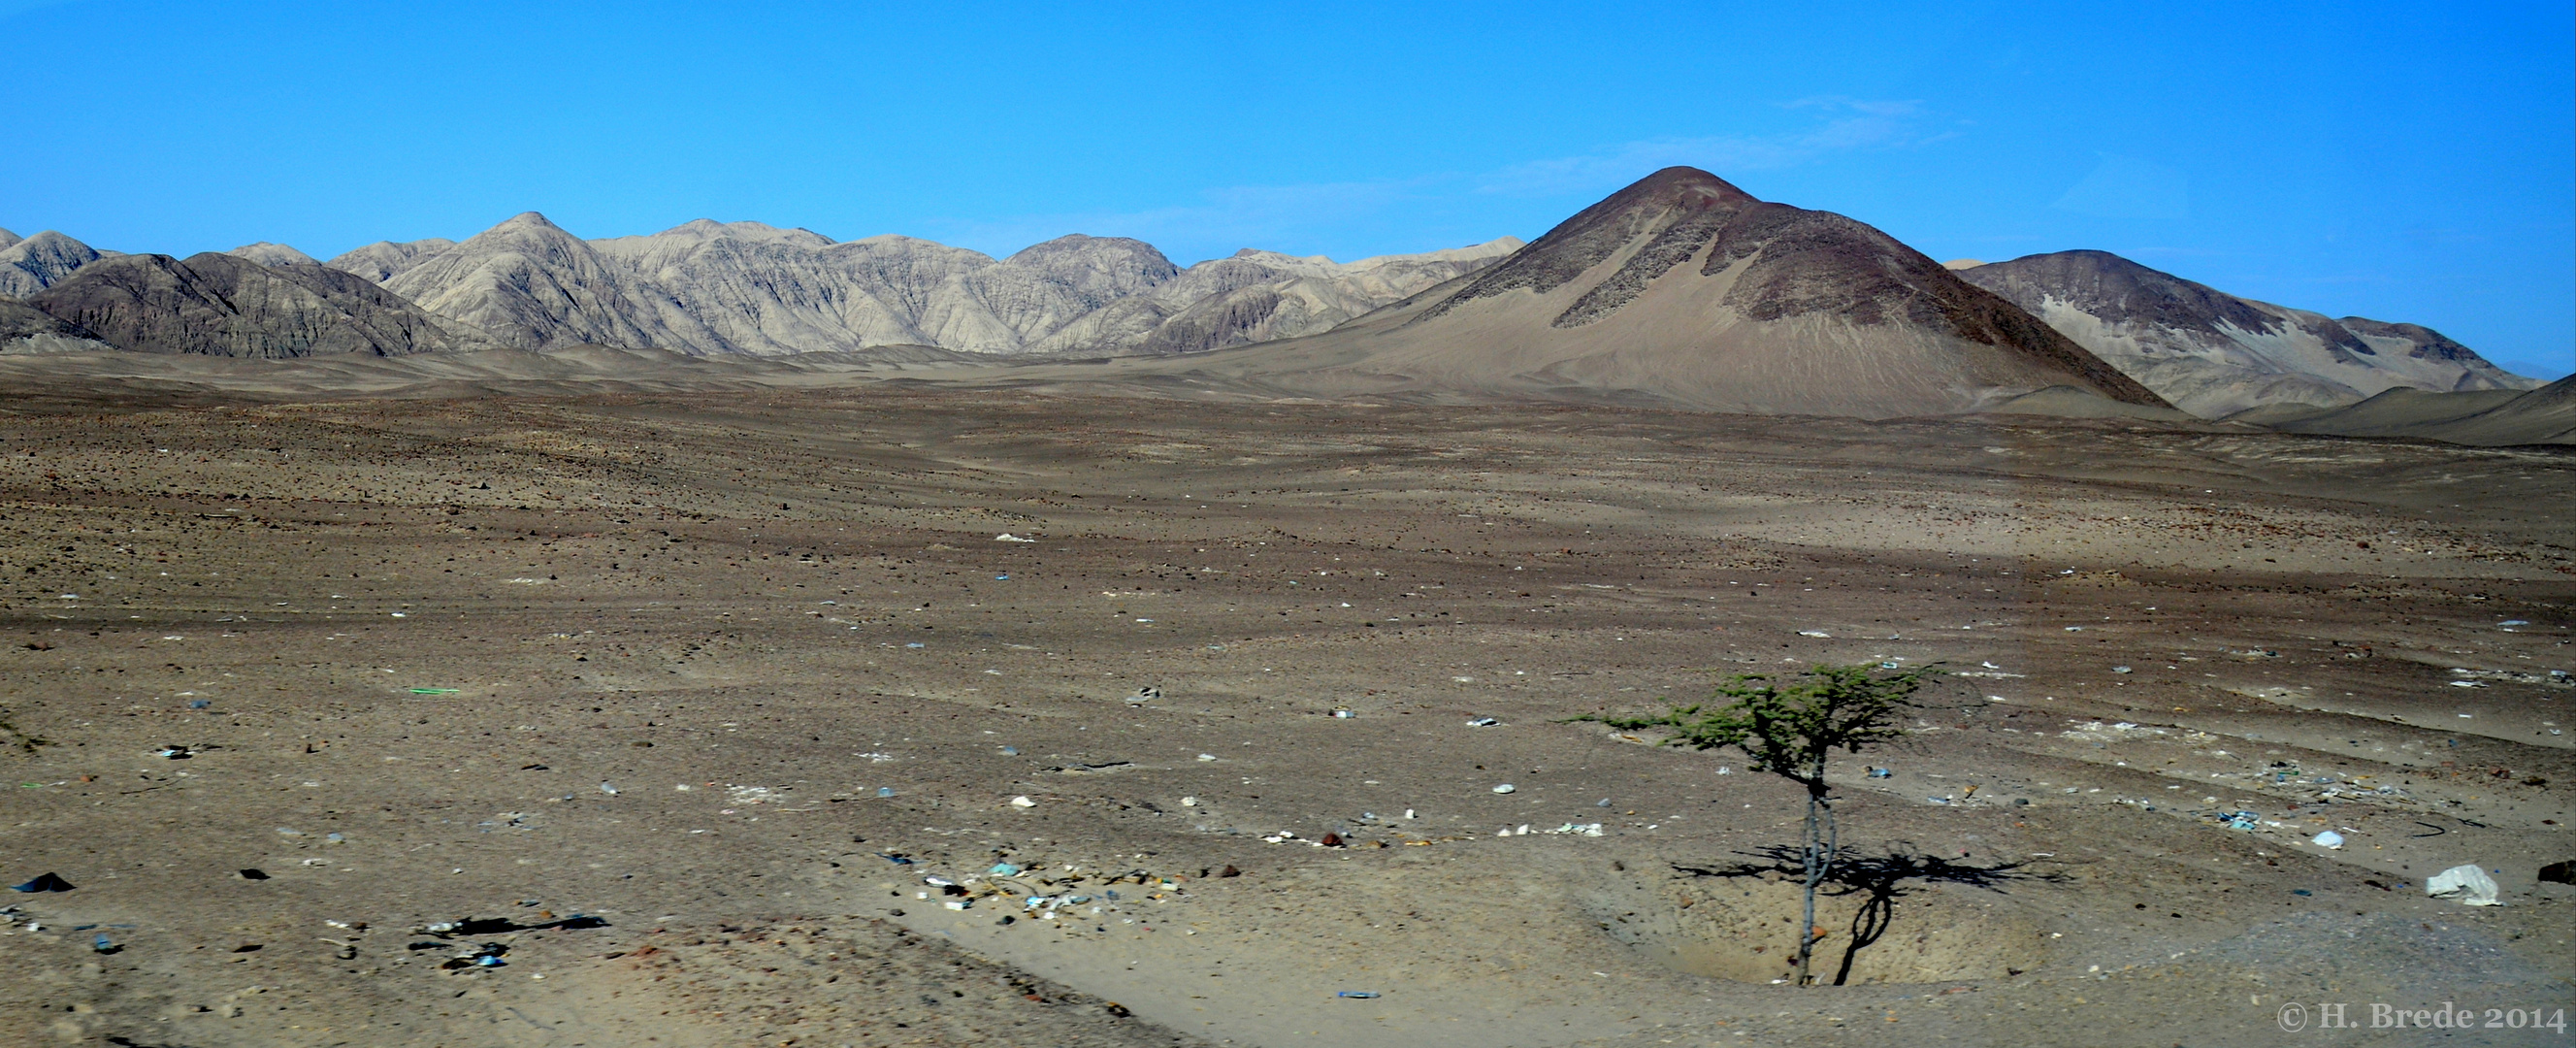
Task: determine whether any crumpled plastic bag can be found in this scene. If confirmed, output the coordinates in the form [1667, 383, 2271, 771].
[2425, 864, 2500, 905]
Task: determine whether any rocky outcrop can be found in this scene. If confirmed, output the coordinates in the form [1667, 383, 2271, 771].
[0, 298, 115, 354]
[1956, 250, 2538, 416]
[27, 252, 488, 358]
[326, 238, 458, 282]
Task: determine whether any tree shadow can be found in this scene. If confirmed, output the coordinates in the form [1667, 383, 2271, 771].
[1674, 843, 2064, 985]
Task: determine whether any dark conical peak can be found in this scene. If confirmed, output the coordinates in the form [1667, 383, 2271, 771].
[1520, 167, 1761, 261]
[1418, 167, 1763, 316]
[1604, 166, 1761, 211]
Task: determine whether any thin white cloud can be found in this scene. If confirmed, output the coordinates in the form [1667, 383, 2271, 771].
[1479, 99, 1935, 197]
[2050, 154, 2190, 221]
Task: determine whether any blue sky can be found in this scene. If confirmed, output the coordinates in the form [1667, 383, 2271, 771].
[3, 0, 2569, 378]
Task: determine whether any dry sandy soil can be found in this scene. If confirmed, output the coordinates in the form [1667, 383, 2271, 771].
[0, 387, 2568, 1047]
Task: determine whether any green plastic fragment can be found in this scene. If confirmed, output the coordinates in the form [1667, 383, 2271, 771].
[408, 688, 461, 695]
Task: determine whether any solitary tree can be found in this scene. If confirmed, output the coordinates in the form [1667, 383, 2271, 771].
[1579, 664, 1930, 986]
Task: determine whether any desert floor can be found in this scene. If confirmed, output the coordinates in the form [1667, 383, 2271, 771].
[0, 388, 2568, 1047]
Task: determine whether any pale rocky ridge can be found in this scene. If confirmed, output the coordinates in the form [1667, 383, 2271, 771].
[0, 230, 119, 298]
[1955, 250, 2538, 417]
[375, 213, 723, 353]
[338, 213, 1521, 357]
[328, 237, 458, 282]
[225, 242, 323, 268]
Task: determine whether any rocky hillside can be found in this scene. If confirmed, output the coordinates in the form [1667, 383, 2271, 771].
[26, 252, 491, 358]
[0, 299, 114, 354]
[335, 215, 1518, 356]
[1096, 167, 2168, 419]
[1956, 250, 2537, 416]
[0, 230, 117, 298]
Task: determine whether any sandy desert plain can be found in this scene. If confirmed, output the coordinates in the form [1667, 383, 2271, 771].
[0, 378, 2568, 1048]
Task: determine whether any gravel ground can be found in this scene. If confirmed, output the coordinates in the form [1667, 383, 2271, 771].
[0, 388, 2567, 1046]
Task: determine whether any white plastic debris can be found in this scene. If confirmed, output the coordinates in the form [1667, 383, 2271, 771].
[1009, 795, 1037, 808]
[1491, 784, 1516, 794]
[995, 534, 1034, 542]
[1180, 796, 1197, 806]
[1798, 630, 1831, 638]
[2426, 864, 2500, 905]
[1125, 686, 1160, 704]
[2311, 831, 2344, 849]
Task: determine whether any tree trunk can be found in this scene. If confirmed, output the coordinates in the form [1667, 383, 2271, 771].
[1796, 790, 1818, 984]
[1796, 777, 1838, 986]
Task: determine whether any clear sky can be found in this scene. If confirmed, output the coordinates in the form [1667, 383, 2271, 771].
[4, 0, 2568, 378]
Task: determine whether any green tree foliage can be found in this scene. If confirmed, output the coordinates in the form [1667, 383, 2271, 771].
[1578, 664, 1930, 986]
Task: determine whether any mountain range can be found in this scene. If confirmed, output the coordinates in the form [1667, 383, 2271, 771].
[0, 174, 2552, 432]
[335, 214, 1521, 359]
